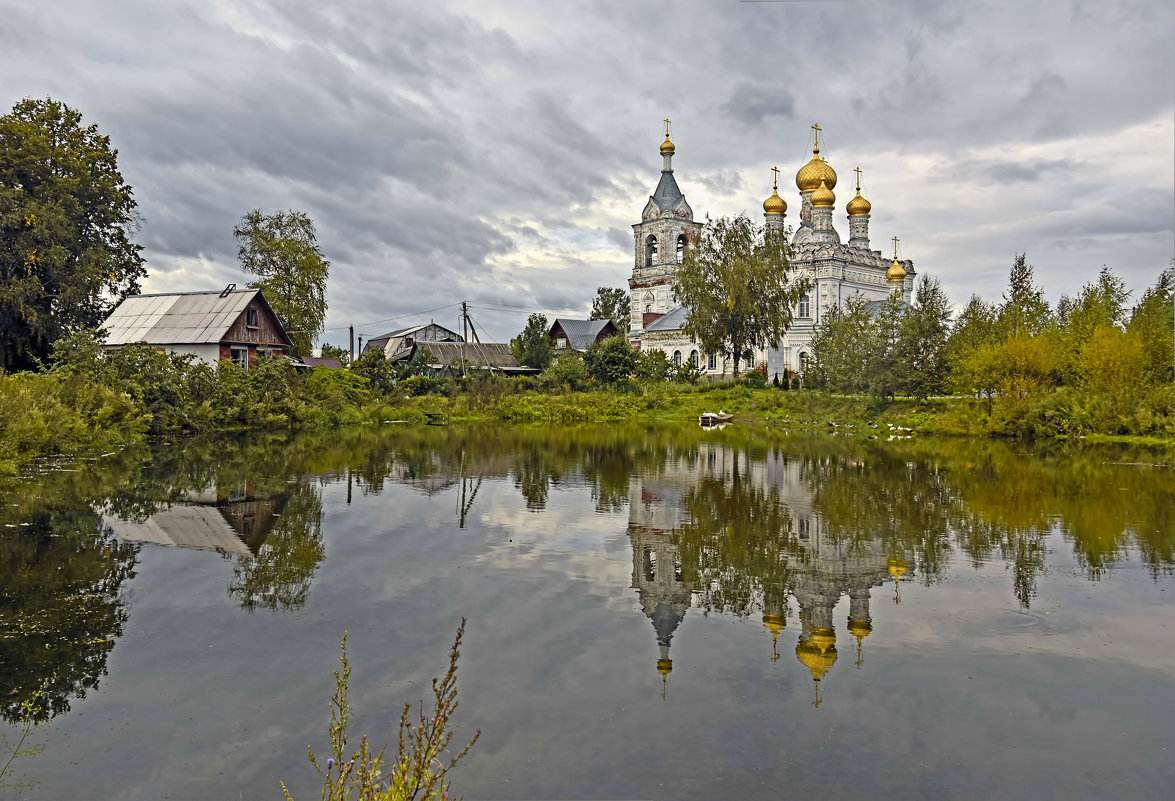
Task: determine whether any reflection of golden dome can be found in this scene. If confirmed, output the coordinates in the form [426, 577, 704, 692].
[796, 640, 838, 680]
[763, 613, 786, 635]
[887, 556, 909, 578]
[660, 137, 676, 156]
[811, 180, 835, 208]
[796, 150, 837, 193]
[846, 190, 872, 217]
[763, 189, 787, 216]
[657, 658, 673, 678]
[847, 619, 873, 639]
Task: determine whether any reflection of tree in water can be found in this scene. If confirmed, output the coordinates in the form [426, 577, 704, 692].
[0, 512, 137, 723]
[512, 447, 555, 511]
[228, 482, 325, 612]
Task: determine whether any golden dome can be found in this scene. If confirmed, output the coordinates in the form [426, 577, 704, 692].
[810, 180, 835, 208]
[796, 151, 837, 193]
[762, 613, 786, 635]
[660, 136, 675, 156]
[847, 619, 873, 639]
[763, 189, 787, 216]
[846, 190, 871, 217]
[887, 260, 907, 282]
[796, 640, 838, 680]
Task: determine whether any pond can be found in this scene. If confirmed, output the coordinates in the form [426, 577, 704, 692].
[2, 425, 1174, 799]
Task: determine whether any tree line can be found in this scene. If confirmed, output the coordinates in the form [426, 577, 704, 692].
[808, 255, 1174, 437]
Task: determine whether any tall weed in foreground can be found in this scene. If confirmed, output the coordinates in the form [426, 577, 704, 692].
[283, 621, 480, 801]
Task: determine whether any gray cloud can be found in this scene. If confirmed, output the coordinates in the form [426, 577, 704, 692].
[2, 0, 1172, 343]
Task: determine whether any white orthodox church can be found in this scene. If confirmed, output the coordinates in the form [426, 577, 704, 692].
[628, 124, 916, 379]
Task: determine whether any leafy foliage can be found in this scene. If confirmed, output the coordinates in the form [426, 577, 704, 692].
[283, 622, 479, 801]
[583, 334, 637, 385]
[0, 98, 146, 371]
[509, 313, 553, 369]
[590, 286, 630, 332]
[674, 214, 808, 376]
[234, 209, 330, 356]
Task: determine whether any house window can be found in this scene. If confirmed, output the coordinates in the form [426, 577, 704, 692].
[246, 307, 258, 328]
[645, 235, 658, 266]
[230, 346, 249, 371]
[672, 350, 682, 366]
[690, 350, 699, 368]
[707, 352, 716, 370]
[798, 294, 810, 318]
[676, 234, 687, 264]
[555, 337, 568, 349]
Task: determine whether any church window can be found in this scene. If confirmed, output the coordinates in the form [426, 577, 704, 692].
[690, 350, 699, 368]
[672, 350, 682, 366]
[798, 294, 810, 318]
[644, 304, 652, 314]
[707, 352, 716, 370]
[799, 352, 810, 373]
[676, 234, 687, 264]
[645, 235, 658, 266]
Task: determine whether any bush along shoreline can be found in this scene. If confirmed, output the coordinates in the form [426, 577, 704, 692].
[3, 328, 1173, 474]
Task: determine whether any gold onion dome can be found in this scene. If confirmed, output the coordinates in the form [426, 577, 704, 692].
[847, 619, 873, 639]
[811, 180, 835, 208]
[763, 613, 786, 635]
[763, 189, 787, 216]
[796, 150, 837, 193]
[660, 136, 676, 156]
[846, 190, 871, 217]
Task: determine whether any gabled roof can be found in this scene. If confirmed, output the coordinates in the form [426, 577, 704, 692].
[643, 306, 690, 332]
[100, 288, 290, 346]
[415, 341, 520, 368]
[551, 318, 616, 350]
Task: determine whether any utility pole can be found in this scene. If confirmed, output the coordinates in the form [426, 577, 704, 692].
[349, 325, 354, 365]
[461, 300, 468, 378]
[358, 335, 363, 355]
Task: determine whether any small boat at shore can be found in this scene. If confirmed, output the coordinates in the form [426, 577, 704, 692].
[699, 411, 734, 426]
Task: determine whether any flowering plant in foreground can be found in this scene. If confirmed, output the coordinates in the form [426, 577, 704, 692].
[282, 619, 480, 801]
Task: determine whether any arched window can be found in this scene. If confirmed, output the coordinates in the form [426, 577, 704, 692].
[690, 350, 699, 368]
[676, 234, 687, 264]
[645, 235, 658, 266]
[672, 350, 682, 366]
[707, 352, 717, 370]
[798, 294, 810, 318]
[644, 304, 652, 314]
[799, 352, 810, 373]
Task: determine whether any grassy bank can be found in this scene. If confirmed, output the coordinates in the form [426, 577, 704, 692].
[4, 346, 1174, 474]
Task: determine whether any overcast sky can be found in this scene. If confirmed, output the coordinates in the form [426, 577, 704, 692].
[3, 0, 1172, 344]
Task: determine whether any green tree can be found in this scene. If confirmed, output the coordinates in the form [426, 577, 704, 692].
[583, 334, 638, 385]
[1127, 267, 1174, 384]
[0, 98, 146, 372]
[319, 343, 351, 366]
[234, 209, 330, 357]
[509, 313, 553, 369]
[808, 295, 876, 392]
[946, 294, 998, 393]
[674, 214, 807, 377]
[899, 276, 954, 400]
[590, 286, 630, 333]
[634, 348, 672, 384]
[996, 253, 1051, 338]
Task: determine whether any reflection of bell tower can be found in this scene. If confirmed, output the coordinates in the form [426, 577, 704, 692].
[762, 584, 789, 663]
[630, 523, 692, 697]
[847, 588, 873, 668]
[793, 580, 839, 707]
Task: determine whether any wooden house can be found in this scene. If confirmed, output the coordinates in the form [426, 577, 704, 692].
[99, 286, 292, 370]
[548, 318, 619, 353]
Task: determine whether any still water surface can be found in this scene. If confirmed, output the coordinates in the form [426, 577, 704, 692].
[2, 425, 1174, 799]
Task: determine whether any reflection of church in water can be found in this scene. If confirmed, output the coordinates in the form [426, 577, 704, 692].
[629, 444, 910, 705]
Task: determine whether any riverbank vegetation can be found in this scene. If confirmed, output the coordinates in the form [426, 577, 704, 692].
[808, 258, 1175, 439]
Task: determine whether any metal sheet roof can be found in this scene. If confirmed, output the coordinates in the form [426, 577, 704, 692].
[551, 318, 615, 350]
[643, 306, 690, 332]
[100, 290, 260, 345]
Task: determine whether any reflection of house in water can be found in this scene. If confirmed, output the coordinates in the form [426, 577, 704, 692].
[627, 443, 910, 705]
[105, 482, 288, 556]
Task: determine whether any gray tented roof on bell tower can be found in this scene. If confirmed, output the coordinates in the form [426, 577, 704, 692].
[651, 171, 685, 213]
